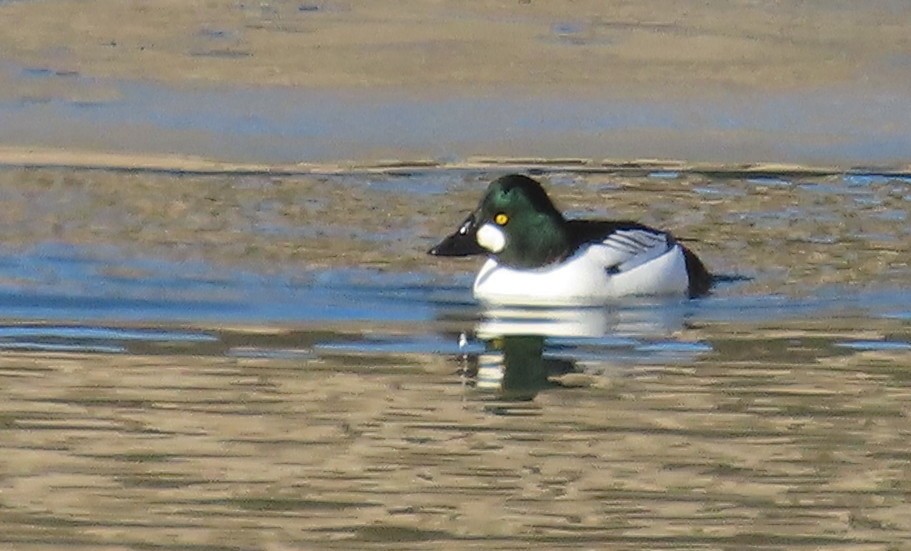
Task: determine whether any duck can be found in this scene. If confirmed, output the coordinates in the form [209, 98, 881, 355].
[428, 174, 712, 305]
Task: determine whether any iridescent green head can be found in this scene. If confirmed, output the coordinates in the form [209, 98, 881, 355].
[429, 174, 570, 268]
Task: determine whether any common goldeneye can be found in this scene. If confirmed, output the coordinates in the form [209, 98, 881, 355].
[428, 174, 712, 305]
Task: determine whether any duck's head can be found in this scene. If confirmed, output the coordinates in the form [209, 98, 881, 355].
[428, 174, 570, 269]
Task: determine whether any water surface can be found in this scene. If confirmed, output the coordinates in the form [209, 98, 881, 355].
[4, 62, 911, 166]
[0, 166, 909, 549]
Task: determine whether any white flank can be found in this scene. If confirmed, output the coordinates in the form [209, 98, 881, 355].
[473, 243, 690, 306]
[476, 223, 506, 253]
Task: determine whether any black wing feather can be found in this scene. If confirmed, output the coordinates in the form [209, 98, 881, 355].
[565, 220, 713, 298]
[565, 220, 669, 252]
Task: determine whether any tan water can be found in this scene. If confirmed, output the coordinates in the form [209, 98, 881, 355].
[0, 167, 909, 549]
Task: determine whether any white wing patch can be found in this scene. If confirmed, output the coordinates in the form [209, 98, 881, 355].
[595, 229, 673, 274]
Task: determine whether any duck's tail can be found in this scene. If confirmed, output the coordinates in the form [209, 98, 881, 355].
[682, 245, 713, 298]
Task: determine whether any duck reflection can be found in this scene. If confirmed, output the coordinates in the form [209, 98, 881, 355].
[475, 335, 559, 401]
[466, 303, 689, 401]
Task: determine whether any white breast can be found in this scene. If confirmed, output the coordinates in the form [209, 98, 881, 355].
[473, 242, 690, 306]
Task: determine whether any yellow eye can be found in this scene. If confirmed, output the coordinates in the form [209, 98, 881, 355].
[494, 213, 509, 226]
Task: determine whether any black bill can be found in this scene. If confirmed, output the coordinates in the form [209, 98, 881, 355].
[428, 213, 487, 256]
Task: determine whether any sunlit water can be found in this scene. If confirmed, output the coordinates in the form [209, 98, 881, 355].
[5, 58, 911, 166]
[0, 166, 909, 549]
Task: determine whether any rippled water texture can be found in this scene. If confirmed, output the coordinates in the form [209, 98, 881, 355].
[0, 166, 909, 549]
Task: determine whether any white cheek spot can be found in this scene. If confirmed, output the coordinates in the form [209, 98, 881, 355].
[476, 223, 506, 253]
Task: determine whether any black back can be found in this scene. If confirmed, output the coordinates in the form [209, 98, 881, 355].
[565, 220, 713, 298]
[564, 220, 658, 251]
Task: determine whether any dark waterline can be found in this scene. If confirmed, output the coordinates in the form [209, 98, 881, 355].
[0, 239, 907, 361]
